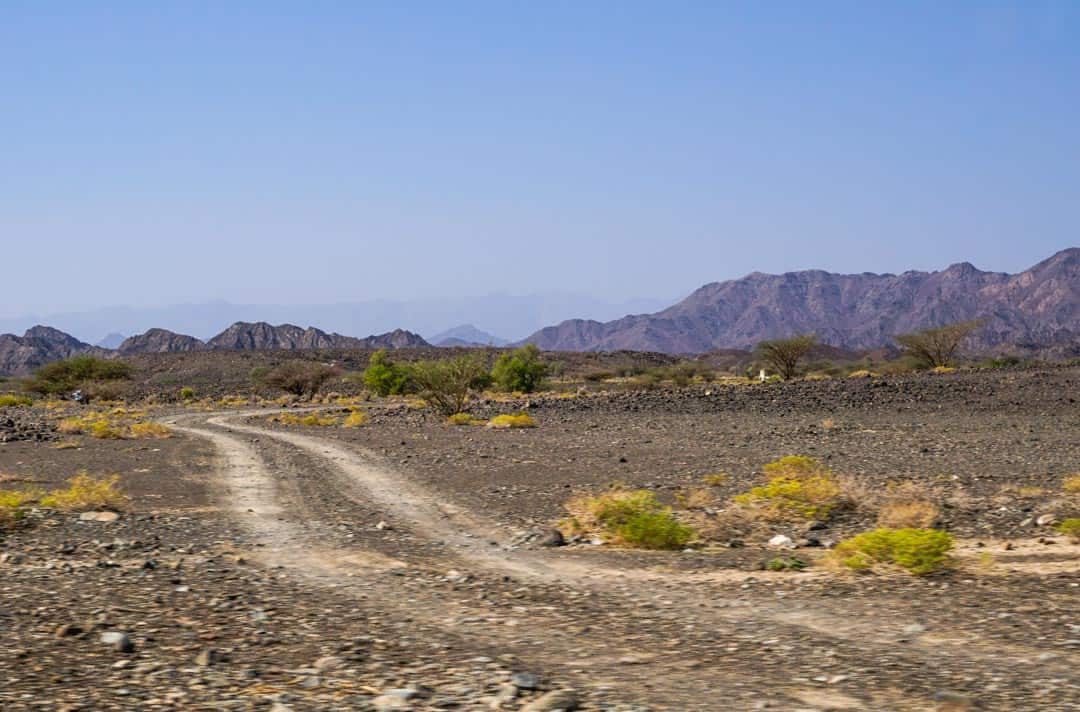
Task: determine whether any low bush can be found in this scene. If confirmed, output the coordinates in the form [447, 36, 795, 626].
[40, 473, 128, 512]
[0, 489, 39, 528]
[179, 387, 196, 401]
[562, 487, 695, 550]
[733, 456, 844, 521]
[1056, 519, 1080, 541]
[833, 528, 953, 575]
[447, 413, 481, 426]
[0, 394, 32, 407]
[491, 345, 547, 393]
[259, 361, 339, 398]
[1063, 474, 1080, 494]
[876, 499, 940, 529]
[766, 556, 806, 572]
[271, 413, 338, 427]
[128, 422, 173, 439]
[362, 350, 412, 396]
[343, 410, 369, 428]
[487, 413, 537, 429]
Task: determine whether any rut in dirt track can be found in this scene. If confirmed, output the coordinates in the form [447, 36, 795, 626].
[170, 411, 1080, 711]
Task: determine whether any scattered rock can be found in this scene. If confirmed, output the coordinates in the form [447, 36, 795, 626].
[510, 672, 541, 690]
[520, 689, 579, 711]
[99, 631, 134, 653]
[767, 534, 796, 549]
[79, 511, 120, 523]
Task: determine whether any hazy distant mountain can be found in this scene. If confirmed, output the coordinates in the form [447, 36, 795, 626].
[0, 293, 672, 346]
[96, 332, 126, 349]
[524, 248, 1079, 354]
[430, 324, 508, 347]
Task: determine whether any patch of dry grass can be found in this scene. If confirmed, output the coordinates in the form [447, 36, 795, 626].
[40, 473, 128, 512]
[733, 456, 844, 521]
[561, 486, 695, 549]
[343, 410, 369, 428]
[1063, 474, 1080, 495]
[487, 413, 537, 429]
[874, 482, 940, 529]
[128, 422, 173, 439]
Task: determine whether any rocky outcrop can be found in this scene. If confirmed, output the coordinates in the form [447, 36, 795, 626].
[206, 322, 429, 351]
[524, 248, 1079, 354]
[118, 329, 207, 354]
[0, 326, 103, 377]
[430, 324, 508, 347]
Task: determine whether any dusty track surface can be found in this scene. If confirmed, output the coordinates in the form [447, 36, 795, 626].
[160, 408, 1078, 710]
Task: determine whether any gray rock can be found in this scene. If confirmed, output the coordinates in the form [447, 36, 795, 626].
[313, 655, 345, 671]
[510, 672, 541, 690]
[79, 511, 120, 522]
[767, 534, 796, 549]
[195, 648, 225, 667]
[1035, 513, 1058, 526]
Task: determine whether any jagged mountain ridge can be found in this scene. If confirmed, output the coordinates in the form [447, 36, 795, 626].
[0, 322, 430, 376]
[524, 248, 1079, 353]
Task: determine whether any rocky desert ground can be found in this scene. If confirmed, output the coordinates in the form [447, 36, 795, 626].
[1, 364, 1078, 711]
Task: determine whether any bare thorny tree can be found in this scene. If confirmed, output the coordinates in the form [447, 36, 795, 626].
[756, 334, 817, 380]
[895, 320, 983, 368]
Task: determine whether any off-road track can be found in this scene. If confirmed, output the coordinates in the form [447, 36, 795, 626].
[166, 409, 1080, 711]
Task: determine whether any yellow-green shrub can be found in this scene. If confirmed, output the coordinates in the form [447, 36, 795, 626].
[0, 395, 32, 407]
[40, 473, 128, 512]
[1064, 474, 1080, 494]
[179, 387, 196, 401]
[343, 410, 369, 428]
[447, 413, 480, 426]
[734, 456, 843, 520]
[563, 488, 695, 550]
[833, 528, 953, 575]
[487, 413, 537, 429]
[128, 422, 173, 439]
[1057, 519, 1080, 541]
[0, 489, 39, 527]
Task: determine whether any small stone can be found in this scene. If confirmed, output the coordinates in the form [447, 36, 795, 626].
[79, 511, 120, 523]
[768, 534, 796, 549]
[510, 672, 541, 690]
[903, 623, 927, 635]
[1035, 514, 1058, 526]
[520, 689, 579, 711]
[100, 631, 134, 653]
[313, 655, 345, 671]
[375, 520, 392, 530]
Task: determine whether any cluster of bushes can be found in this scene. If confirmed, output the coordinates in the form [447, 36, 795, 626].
[58, 409, 172, 440]
[562, 487, 695, 550]
[358, 346, 550, 416]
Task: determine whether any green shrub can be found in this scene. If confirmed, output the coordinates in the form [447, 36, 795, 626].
[734, 456, 844, 521]
[179, 387, 196, 401]
[492, 345, 547, 393]
[563, 487, 695, 550]
[25, 356, 132, 395]
[258, 361, 339, 398]
[766, 556, 806, 571]
[833, 528, 953, 575]
[616, 511, 695, 550]
[0, 489, 39, 528]
[486, 413, 537, 429]
[0, 394, 32, 407]
[362, 350, 412, 396]
[407, 353, 490, 416]
[1057, 519, 1080, 541]
[447, 412, 480, 426]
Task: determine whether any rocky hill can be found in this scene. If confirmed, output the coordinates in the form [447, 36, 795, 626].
[205, 322, 429, 351]
[117, 329, 207, 355]
[525, 248, 1079, 354]
[0, 327, 104, 377]
[430, 324, 508, 347]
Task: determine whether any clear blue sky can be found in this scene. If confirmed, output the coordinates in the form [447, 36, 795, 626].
[2, 1, 1077, 317]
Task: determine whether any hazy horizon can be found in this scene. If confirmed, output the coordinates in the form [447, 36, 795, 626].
[3, 4, 1078, 317]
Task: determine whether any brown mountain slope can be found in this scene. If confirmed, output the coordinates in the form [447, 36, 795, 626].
[524, 248, 1079, 354]
[0, 327, 105, 377]
[205, 322, 429, 351]
[117, 329, 207, 355]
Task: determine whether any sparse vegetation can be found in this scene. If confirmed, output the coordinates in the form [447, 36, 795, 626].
[179, 387, 196, 400]
[487, 413, 537, 429]
[0, 394, 32, 407]
[1056, 519, 1080, 541]
[875, 482, 940, 529]
[271, 413, 338, 427]
[734, 456, 844, 521]
[766, 556, 806, 572]
[0, 489, 39, 528]
[756, 334, 817, 380]
[895, 320, 982, 369]
[408, 353, 489, 416]
[343, 410, 369, 427]
[491, 344, 547, 393]
[562, 487, 695, 550]
[40, 473, 128, 512]
[833, 528, 953, 575]
[259, 361, 339, 398]
[361, 350, 413, 396]
[128, 422, 173, 439]
[447, 413, 481, 426]
[1063, 474, 1080, 494]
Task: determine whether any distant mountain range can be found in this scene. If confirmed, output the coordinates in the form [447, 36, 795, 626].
[1, 249, 1076, 377]
[0, 322, 429, 377]
[523, 248, 1079, 355]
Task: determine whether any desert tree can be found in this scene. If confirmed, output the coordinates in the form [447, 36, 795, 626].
[894, 320, 983, 369]
[259, 361, 339, 398]
[407, 353, 490, 416]
[24, 356, 133, 400]
[361, 350, 412, 396]
[756, 334, 817, 381]
[491, 344, 548, 393]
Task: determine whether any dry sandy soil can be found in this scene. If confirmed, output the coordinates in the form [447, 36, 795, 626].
[0, 366, 1078, 710]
